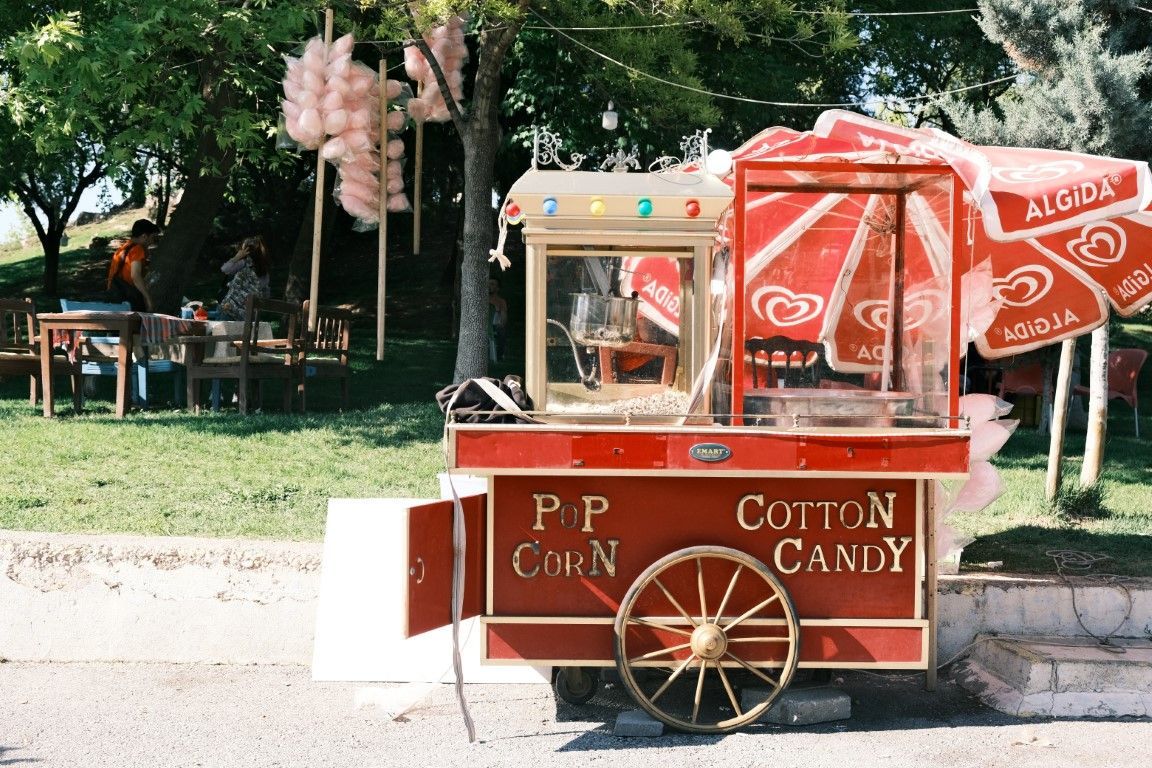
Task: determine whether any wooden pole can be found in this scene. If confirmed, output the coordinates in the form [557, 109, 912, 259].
[1045, 338, 1076, 501]
[925, 479, 938, 692]
[376, 59, 388, 361]
[1080, 323, 1109, 487]
[413, 81, 424, 256]
[308, 8, 334, 333]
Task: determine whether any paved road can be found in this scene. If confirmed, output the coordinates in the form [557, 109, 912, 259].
[1, 662, 1148, 767]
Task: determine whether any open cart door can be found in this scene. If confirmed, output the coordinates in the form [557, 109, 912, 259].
[405, 493, 487, 638]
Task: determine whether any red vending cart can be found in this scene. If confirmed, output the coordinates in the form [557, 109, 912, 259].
[415, 160, 970, 733]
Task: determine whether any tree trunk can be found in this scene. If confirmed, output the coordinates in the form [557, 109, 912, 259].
[41, 237, 61, 297]
[148, 64, 236, 313]
[1079, 323, 1109, 487]
[452, 120, 498, 383]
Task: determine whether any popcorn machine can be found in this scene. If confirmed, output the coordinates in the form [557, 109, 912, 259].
[420, 155, 972, 734]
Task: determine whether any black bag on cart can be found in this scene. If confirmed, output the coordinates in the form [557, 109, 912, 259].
[435, 375, 540, 424]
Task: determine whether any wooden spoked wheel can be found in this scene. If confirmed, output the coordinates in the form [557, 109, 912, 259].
[613, 545, 800, 733]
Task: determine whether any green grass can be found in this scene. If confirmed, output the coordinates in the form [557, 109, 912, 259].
[2, 213, 1151, 574]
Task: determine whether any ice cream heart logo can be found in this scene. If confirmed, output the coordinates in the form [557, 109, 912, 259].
[991, 160, 1083, 184]
[1065, 221, 1126, 267]
[751, 285, 823, 327]
[904, 289, 948, 331]
[853, 300, 891, 332]
[993, 265, 1053, 307]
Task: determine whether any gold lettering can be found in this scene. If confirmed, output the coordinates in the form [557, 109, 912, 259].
[794, 501, 813, 530]
[736, 494, 765, 530]
[581, 495, 609, 532]
[834, 543, 858, 572]
[866, 491, 896, 529]
[861, 544, 885, 573]
[806, 544, 830, 573]
[840, 500, 864, 529]
[543, 550, 563, 577]
[532, 493, 560, 531]
[774, 538, 803, 574]
[882, 536, 913, 573]
[589, 538, 619, 577]
[565, 549, 585, 576]
[559, 503, 580, 529]
[512, 542, 540, 578]
[767, 500, 792, 530]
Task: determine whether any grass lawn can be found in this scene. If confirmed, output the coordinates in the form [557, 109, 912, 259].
[2, 211, 1151, 575]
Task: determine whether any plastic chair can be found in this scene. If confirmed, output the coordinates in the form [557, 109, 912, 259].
[1072, 349, 1147, 438]
[997, 362, 1045, 398]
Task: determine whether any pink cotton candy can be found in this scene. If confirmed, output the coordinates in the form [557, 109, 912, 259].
[302, 38, 327, 69]
[341, 129, 372, 153]
[322, 109, 349, 136]
[332, 33, 355, 57]
[407, 98, 428, 124]
[386, 193, 411, 212]
[427, 102, 451, 123]
[948, 460, 1005, 513]
[284, 56, 303, 81]
[404, 45, 429, 81]
[386, 177, 405, 194]
[386, 160, 403, 179]
[293, 108, 323, 146]
[320, 137, 348, 161]
[338, 163, 374, 185]
[282, 100, 301, 121]
[327, 54, 351, 79]
[327, 75, 352, 97]
[385, 138, 405, 159]
[321, 90, 344, 112]
[302, 69, 325, 95]
[294, 90, 318, 110]
[282, 79, 304, 104]
[385, 79, 403, 100]
[970, 419, 1019, 462]
[959, 393, 1014, 424]
[348, 108, 372, 131]
[385, 111, 406, 131]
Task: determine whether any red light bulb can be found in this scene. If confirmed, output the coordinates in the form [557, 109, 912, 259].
[685, 200, 701, 217]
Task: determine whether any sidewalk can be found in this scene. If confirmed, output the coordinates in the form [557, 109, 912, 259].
[2, 528, 1150, 670]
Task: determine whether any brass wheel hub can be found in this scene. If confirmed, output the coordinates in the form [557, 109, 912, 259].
[690, 623, 728, 660]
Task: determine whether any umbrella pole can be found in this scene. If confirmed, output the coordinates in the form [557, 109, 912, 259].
[880, 194, 907, 392]
[308, 8, 334, 333]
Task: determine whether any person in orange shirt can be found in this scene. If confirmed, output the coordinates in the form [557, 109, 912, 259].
[105, 218, 160, 311]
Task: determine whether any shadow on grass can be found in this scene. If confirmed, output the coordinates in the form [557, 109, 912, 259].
[963, 525, 1152, 576]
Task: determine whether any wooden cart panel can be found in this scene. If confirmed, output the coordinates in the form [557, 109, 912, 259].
[488, 475, 921, 620]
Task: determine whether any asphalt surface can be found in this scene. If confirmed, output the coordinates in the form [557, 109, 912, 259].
[1, 662, 1148, 768]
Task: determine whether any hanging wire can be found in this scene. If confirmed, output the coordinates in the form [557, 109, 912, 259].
[530, 10, 1019, 108]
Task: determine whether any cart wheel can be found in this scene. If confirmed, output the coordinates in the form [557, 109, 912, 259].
[553, 666, 599, 704]
[613, 545, 799, 734]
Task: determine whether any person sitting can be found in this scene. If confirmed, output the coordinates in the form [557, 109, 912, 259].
[105, 218, 160, 311]
[217, 236, 272, 321]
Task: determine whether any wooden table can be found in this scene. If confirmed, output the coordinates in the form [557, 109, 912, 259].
[38, 311, 141, 418]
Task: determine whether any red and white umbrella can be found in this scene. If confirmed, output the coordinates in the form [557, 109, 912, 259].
[728, 110, 1152, 365]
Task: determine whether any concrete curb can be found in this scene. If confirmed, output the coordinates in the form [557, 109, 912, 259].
[2, 529, 1150, 666]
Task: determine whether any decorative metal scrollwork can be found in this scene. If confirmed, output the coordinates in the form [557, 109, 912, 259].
[600, 147, 640, 173]
[533, 127, 585, 171]
[648, 128, 711, 173]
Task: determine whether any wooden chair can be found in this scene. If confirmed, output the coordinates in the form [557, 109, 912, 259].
[746, 336, 823, 389]
[0, 298, 82, 410]
[299, 300, 353, 410]
[183, 296, 302, 414]
[1073, 349, 1147, 438]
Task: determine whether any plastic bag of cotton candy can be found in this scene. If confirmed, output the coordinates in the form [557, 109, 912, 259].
[940, 394, 1018, 515]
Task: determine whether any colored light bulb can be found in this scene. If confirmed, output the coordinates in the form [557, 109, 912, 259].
[685, 200, 701, 217]
[506, 202, 521, 218]
[590, 198, 606, 216]
[543, 197, 558, 215]
[637, 198, 653, 217]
